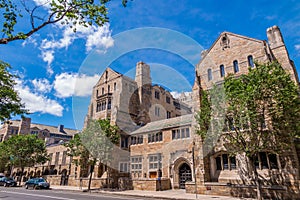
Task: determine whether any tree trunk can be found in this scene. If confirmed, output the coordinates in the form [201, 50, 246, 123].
[88, 163, 95, 191]
[19, 167, 24, 186]
[249, 156, 262, 200]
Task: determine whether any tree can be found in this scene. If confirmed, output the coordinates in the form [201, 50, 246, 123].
[0, 0, 129, 44]
[65, 119, 120, 191]
[1, 134, 48, 185]
[196, 61, 300, 200]
[0, 61, 27, 121]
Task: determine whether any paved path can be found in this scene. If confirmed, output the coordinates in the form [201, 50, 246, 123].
[51, 185, 250, 200]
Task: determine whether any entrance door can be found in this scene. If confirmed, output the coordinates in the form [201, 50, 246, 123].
[60, 169, 68, 186]
[179, 163, 192, 189]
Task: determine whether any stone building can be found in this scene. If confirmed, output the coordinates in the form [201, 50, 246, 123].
[187, 25, 300, 199]
[0, 117, 78, 144]
[85, 61, 192, 147]
[129, 114, 193, 190]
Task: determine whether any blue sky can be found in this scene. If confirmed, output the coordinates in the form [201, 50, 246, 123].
[1, 0, 300, 130]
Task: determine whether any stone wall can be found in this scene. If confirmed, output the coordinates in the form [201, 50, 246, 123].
[186, 181, 300, 200]
[132, 178, 171, 191]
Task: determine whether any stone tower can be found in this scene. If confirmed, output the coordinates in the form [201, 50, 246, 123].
[135, 61, 152, 125]
[18, 117, 31, 135]
[267, 25, 299, 83]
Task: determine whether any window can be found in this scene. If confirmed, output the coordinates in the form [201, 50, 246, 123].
[121, 135, 128, 148]
[31, 130, 38, 135]
[255, 152, 279, 170]
[207, 68, 212, 81]
[62, 151, 67, 165]
[149, 154, 161, 170]
[148, 132, 163, 143]
[107, 99, 111, 110]
[108, 85, 110, 92]
[167, 111, 171, 119]
[215, 153, 236, 170]
[248, 55, 254, 68]
[96, 90, 98, 97]
[172, 128, 190, 140]
[220, 65, 225, 77]
[114, 82, 117, 91]
[48, 153, 53, 165]
[119, 162, 129, 173]
[131, 156, 142, 172]
[55, 152, 60, 165]
[154, 90, 160, 99]
[233, 60, 239, 73]
[131, 135, 143, 145]
[155, 106, 160, 116]
[166, 96, 171, 104]
[102, 87, 104, 94]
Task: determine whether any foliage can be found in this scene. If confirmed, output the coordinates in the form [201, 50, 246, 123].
[1, 134, 48, 168]
[64, 119, 120, 190]
[195, 61, 300, 199]
[0, 142, 10, 172]
[195, 89, 211, 140]
[0, 61, 27, 121]
[223, 61, 300, 156]
[0, 0, 129, 44]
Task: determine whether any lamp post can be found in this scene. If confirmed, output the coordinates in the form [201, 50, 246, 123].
[157, 159, 162, 191]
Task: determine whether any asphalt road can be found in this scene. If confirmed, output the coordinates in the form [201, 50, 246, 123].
[0, 187, 148, 200]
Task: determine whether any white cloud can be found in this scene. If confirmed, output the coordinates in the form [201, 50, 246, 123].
[53, 73, 100, 98]
[31, 78, 52, 93]
[39, 23, 114, 71]
[295, 44, 300, 50]
[22, 35, 38, 47]
[40, 50, 54, 75]
[170, 91, 192, 99]
[15, 79, 63, 116]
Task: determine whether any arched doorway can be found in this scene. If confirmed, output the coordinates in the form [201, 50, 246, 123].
[60, 169, 68, 186]
[178, 163, 192, 189]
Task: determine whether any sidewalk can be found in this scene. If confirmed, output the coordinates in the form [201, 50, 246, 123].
[50, 185, 251, 200]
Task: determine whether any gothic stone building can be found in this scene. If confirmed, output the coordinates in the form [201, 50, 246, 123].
[186, 25, 300, 199]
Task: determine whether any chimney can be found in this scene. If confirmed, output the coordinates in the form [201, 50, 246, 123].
[58, 125, 64, 133]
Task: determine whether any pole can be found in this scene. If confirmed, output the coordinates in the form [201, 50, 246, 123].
[192, 141, 198, 199]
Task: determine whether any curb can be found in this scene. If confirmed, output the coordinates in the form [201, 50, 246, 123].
[50, 188, 196, 200]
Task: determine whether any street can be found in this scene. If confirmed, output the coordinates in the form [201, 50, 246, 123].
[0, 187, 148, 200]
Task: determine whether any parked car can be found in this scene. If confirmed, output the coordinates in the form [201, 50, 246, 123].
[0, 177, 17, 187]
[25, 178, 50, 189]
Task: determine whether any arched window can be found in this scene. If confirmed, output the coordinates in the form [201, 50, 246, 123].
[248, 55, 254, 68]
[207, 68, 212, 81]
[108, 85, 110, 92]
[233, 60, 239, 73]
[220, 65, 225, 77]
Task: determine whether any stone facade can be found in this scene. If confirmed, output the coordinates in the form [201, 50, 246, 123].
[0, 117, 78, 144]
[189, 26, 300, 199]
[129, 114, 193, 190]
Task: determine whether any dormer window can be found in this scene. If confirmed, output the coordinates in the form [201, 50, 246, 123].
[220, 34, 230, 50]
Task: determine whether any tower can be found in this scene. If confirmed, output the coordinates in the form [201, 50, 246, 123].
[135, 61, 152, 125]
[267, 25, 299, 83]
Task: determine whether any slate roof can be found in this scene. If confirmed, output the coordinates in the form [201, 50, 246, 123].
[7, 120, 78, 136]
[130, 114, 193, 135]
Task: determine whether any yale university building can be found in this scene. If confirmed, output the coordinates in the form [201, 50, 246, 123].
[2, 25, 299, 199]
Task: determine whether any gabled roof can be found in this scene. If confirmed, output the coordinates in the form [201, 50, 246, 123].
[199, 31, 265, 65]
[130, 114, 193, 135]
[94, 67, 122, 86]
